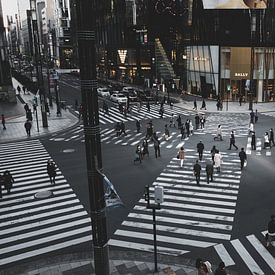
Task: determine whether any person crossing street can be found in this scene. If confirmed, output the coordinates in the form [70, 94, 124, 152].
[228, 131, 238, 150]
[269, 128, 275, 146]
[3, 170, 14, 194]
[24, 120, 32, 137]
[1, 114, 6, 130]
[195, 114, 200, 130]
[206, 161, 214, 184]
[251, 132, 256, 150]
[193, 160, 201, 185]
[239, 148, 247, 170]
[197, 140, 204, 161]
[136, 120, 141, 133]
[152, 132, 161, 158]
[178, 147, 185, 168]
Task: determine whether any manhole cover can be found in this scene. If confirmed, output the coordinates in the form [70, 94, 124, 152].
[62, 149, 76, 153]
[34, 190, 53, 199]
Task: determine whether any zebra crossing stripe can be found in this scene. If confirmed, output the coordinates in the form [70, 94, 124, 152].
[128, 213, 232, 231]
[0, 140, 92, 266]
[246, 137, 252, 155]
[0, 235, 92, 266]
[114, 230, 217, 248]
[214, 244, 235, 267]
[246, 234, 275, 272]
[133, 205, 234, 222]
[231, 239, 264, 275]
[108, 239, 187, 256]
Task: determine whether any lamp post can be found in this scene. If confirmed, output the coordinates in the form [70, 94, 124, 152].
[75, 0, 109, 274]
[30, 0, 48, 127]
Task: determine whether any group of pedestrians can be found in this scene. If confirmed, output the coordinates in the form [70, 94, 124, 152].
[196, 258, 229, 275]
[193, 99, 207, 110]
[114, 122, 127, 137]
[194, 114, 206, 130]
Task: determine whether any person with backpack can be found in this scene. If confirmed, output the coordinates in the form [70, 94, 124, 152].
[214, 262, 228, 275]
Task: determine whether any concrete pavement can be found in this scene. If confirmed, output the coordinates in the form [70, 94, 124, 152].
[0, 78, 79, 143]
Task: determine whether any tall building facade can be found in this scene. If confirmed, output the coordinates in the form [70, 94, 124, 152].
[186, 0, 275, 102]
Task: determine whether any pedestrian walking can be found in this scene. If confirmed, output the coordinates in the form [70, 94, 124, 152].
[193, 160, 201, 185]
[251, 131, 256, 150]
[164, 124, 170, 140]
[3, 170, 14, 194]
[228, 131, 238, 150]
[211, 145, 218, 162]
[189, 120, 194, 135]
[169, 114, 176, 127]
[200, 99, 206, 110]
[206, 161, 214, 184]
[159, 106, 164, 118]
[214, 150, 222, 173]
[24, 103, 30, 114]
[214, 125, 223, 141]
[115, 122, 121, 137]
[118, 103, 123, 114]
[24, 120, 32, 137]
[264, 132, 270, 149]
[0, 173, 3, 198]
[22, 86, 26, 94]
[197, 140, 204, 161]
[136, 120, 141, 133]
[17, 85, 21, 95]
[180, 125, 186, 140]
[214, 262, 228, 275]
[142, 139, 149, 158]
[255, 109, 258, 123]
[134, 145, 142, 163]
[216, 99, 221, 111]
[250, 110, 255, 123]
[239, 148, 247, 170]
[1, 114, 6, 130]
[120, 122, 127, 136]
[176, 115, 182, 129]
[152, 132, 161, 158]
[193, 99, 197, 110]
[200, 114, 206, 129]
[45, 102, 50, 115]
[26, 109, 33, 121]
[195, 114, 200, 130]
[185, 120, 190, 137]
[47, 160, 57, 184]
[248, 123, 254, 135]
[146, 101, 150, 112]
[196, 259, 212, 275]
[269, 128, 275, 146]
[239, 95, 243, 106]
[177, 146, 185, 168]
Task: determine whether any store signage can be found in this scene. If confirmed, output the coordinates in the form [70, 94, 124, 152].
[194, 56, 208, 61]
[118, 50, 127, 64]
[234, 72, 249, 77]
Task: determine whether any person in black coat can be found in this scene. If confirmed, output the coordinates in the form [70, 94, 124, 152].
[269, 128, 275, 146]
[176, 115, 182, 129]
[251, 131, 256, 150]
[239, 148, 247, 170]
[193, 160, 201, 185]
[197, 141, 204, 161]
[24, 120, 32, 137]
[228, 131, 238, 150]
[206, 162, 214, 184]
[136, 120, 141, 133]
[47, 160, 57, 184]
[0, 173, 4, 198]
[152, 133, 160, 158]
[3, 170, 14, 194]
[195, 114, 200, 130]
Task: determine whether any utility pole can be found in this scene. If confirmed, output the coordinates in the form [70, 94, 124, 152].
[30, 0, 48, 127]
[75, 1, 109, 274]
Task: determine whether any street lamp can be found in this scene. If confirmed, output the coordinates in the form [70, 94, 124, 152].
[30, 0, 48, 127]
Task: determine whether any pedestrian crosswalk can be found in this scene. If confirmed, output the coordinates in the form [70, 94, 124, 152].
[195, 113, 250, 137]
[0, 140, 92, 266]
[262, 111, 275, 119]
[108, 149, 242, 256]
[76, 104, 194, 125]
[246, 136, 272, 156]
[50, 125, 189, 150]
[214, 232, 275, 274]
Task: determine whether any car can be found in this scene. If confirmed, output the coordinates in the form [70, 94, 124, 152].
[122, 86, 135, 93]
[137, 90, 154, 101]
[121, 90, 138, 102]
[110, 93, 128, 104]
[97, 87, 111, 98]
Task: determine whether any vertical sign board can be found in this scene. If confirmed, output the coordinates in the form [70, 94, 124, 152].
[230, 47, 251, 80]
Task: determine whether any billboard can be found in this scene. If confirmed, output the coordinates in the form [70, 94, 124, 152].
[202, 0, 267, 9]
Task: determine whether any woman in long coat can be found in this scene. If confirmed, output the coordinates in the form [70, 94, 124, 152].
[214, 150, 222, 173]
[178, 147, 185, 168]
[47, 160, 57, 184]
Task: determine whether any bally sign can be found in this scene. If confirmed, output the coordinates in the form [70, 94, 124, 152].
[234, 72, 249, 77]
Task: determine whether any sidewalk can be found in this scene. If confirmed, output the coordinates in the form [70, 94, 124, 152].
[0, 78, 79, 143]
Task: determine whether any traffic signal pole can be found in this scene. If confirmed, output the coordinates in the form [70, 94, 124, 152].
[75, 1, 109, 274]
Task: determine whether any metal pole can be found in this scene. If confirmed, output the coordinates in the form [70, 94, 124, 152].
[76, 1, 109, 274]
[30, 0, 48, 128]
[153, 208, 158, 273]
[226, 91, 228, 111]
[35, 107, 39, 132]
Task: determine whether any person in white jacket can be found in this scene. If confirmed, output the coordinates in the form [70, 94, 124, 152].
[214, 150, 222, 173]
[214, 125, 223, 141]
[264, 132, 270, 149]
